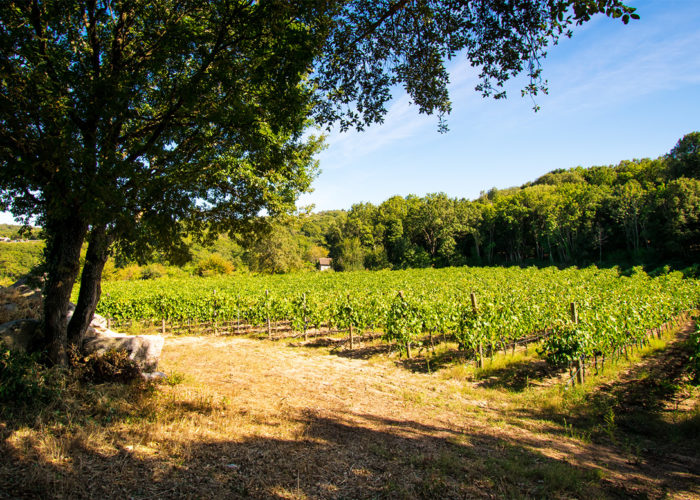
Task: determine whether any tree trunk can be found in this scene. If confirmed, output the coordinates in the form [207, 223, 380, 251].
[43, 216, 89, 365]
[67, 226, 112, 346]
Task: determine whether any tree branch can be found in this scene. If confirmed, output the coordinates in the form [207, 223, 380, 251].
[351, 0, 411, 44]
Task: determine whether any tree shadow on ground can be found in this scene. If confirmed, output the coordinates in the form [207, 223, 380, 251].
[336, 343, 394, 359]
[290, 332, 384, 352]
[293, 334, 467, 372]
[325, 339, 467, 373]
[512, 329, 700, 485]
[3, 399, 694, 500]
[290, 336, 346, 349]
[472, 358, 559, 392]
[396, 349, 467, 374]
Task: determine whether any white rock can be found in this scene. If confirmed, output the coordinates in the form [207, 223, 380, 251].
[82, 333, 164, 372]
[1, 285, 165, 371]
[141, 371, 167, 381]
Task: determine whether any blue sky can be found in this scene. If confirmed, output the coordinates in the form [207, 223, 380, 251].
[298, 0, 700, 212]
[2, 1, 698, 224]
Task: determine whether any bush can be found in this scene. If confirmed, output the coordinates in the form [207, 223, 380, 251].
[139, 263, 168, 280]
[681, 264, 700, 279]
[113, 263, 142, 281]
[195, 254, 234, 276]
[539, 324, 592, 368]
[0, 343, 53, 404]
[70, 348, 142, 384]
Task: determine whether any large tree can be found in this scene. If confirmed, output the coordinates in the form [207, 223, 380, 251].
[0, 0, 637, 364]
[0, 0, 327, 363]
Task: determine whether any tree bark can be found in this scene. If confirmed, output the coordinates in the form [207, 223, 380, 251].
[67, 225, 112, 346]
[43, 216, 89, 365]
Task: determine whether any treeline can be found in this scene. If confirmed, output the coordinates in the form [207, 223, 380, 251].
[0, 224, 41, 240]
[2, 133, 698, 280]
[311, 132, 700, 271]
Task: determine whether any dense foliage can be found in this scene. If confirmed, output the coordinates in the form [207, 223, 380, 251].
[2, 132, 698, 280]
[93, 132, 700, 275]
[0, 0, 328, 363]
[0, 343, 54, 405]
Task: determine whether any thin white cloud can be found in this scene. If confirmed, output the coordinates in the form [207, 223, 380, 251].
[543, 28, 700, 115]
[318, 92, 438, 170]
[436, 5, 700, 132]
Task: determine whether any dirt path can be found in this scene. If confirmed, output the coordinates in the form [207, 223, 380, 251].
[159, 334, 700, 499]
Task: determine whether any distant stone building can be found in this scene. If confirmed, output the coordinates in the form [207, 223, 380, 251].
[317, 257, 332, 271]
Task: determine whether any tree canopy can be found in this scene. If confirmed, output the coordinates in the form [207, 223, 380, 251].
[0, 0, 639, 363]
[314, 0, 639, 130]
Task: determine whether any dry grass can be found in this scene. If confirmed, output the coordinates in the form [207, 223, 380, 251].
[0, 284, 42, 324]
[1, 325, 699, 499]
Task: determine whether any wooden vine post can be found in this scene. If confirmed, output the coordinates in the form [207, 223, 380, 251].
[213, 289, 218, 335]
[265, 289, 272, 339]
[236, 295, 241, 335]
[303, 293, 308, 342]
[570, 301, 578, 324]
[571, 301, 584, 385]
[471, 292, 483, 368]
[347, 294, 354, 350]
[398, 290, 412, 358]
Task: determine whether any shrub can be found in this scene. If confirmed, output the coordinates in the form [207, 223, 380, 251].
[101, 258, 117, 280]
[139, 263, 168, 280]
[0, 343, 53, 404]
[383, 292, 422, 356]
[539, 324, 592, 368]
[70, 348, 142, 384]
[113, 263, 142, 281]
[195, 254, 234, 276]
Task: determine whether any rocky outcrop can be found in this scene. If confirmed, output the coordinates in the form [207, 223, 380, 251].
[0, 281, 42, 324]
[82, 331, 164, 372]
[0, 281, 165, 372]
[0, 319, 41, 352]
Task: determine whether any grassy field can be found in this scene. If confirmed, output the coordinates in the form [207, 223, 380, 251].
[1, 319, 698, 499]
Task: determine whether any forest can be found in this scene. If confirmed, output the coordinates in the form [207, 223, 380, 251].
[2, 131, 698, 281]
[203, 131, 700, 274]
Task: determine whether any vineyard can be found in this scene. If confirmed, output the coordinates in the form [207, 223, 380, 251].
[94, 266, 700, 383]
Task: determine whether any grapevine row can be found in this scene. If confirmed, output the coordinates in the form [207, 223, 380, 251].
[95, 266, 700, 368]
